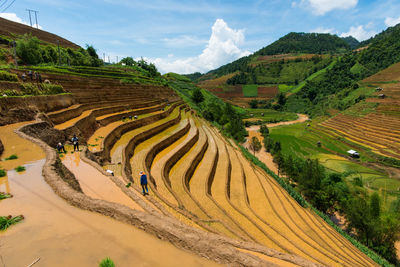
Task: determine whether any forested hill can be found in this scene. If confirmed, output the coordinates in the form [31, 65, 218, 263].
[193, 32, 352, 80]
[286, 22, 400, 116]
[255, 32, 350, 56]
[359, 23, 400, 47]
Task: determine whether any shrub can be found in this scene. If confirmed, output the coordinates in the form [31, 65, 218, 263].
[0, 70, 18, 82]
[15, 166, 25, 172]
[5, 154, 18, 160]
[40, 83, 65, 94]
[20, 83, 41, 95]
[99, 257, 115, 267]
[0, 169, 6, 177]
[0, 89, 22, 96]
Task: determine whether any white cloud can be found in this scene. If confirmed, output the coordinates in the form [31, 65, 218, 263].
[310, 27, 336, 34]
[340, 25, 376, 41]
[162, 35, 207, 48]
[0, 13, 43, 29]
[306, 0, 358, 15]
[385, 16, 400, 27]
[148, 19, 250, 74]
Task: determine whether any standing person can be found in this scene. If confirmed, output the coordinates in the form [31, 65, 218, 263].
[140, 171, 149, 195]
[38, 73, 42, 83]
[71, 134, 79, 152]
[27, 70, 33, 81]
[21, 73, 26, 82]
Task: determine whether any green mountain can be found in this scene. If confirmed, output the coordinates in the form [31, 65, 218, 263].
[286, 22, 400, 116]
[341, 36, 360, 49]
[256, 32, 350, 56]
[359, 22, 400, 47]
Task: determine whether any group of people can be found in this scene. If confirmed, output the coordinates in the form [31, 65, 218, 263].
[21, 70, 42, 83]
[55, 134, 150, 195]
[56, 134, 80, 153]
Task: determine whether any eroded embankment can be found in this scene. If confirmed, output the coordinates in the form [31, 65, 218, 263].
[15, 118, 320, 267]
[0, 94, 74, 126]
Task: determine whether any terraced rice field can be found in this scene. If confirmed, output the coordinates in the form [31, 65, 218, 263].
[318, 62, 400, 159]
[44, 97, 380, 266]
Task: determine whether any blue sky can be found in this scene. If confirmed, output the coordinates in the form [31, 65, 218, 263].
[1, 0, 400, 73]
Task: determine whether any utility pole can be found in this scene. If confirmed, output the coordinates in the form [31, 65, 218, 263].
[26, 9, 39, 29]
[12, 41, 18, 67]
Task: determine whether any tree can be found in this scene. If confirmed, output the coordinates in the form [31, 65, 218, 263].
[192, 88, 204, 103]
[277, 92, 287, 106]
[260, 125, 269, 137]
[120, 57, 135, 66]
[370, 192, 381, 219]
[249, 99, 258, 109]
[249, 136, 262, 155]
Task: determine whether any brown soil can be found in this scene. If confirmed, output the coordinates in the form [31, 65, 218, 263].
[16, 120, 319, 267]
[0, 160, 221, 267]
[396, 241, 400, 260]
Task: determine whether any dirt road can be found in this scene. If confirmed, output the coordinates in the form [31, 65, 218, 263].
[244, 113, 309, 175]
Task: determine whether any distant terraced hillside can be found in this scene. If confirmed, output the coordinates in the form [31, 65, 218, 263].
[318, 62, 400, 160]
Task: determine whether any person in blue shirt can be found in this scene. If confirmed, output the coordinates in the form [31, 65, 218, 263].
[72, 134, 79, 152]
[140, 171, 149, 195]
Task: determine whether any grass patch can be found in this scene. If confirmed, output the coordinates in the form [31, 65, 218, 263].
[99, 257, 115, 267]
[0, 169, 6, 177]
[278, 84, 294, 93]
[0, 192, 12, 200]
[5, 154, 18, 160]
[242, 84, 258, 97]
[0, 215, 24, 231]
[291, 59, 336, 93]
[14, 166, 25, 172]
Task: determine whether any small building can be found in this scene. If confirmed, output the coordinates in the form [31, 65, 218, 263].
[347, 150, 360, 158]
[378, 94, 385, 99]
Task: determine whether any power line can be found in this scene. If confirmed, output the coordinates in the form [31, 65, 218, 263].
[0, 0, 9, 10]
[2, 0, 16, 13]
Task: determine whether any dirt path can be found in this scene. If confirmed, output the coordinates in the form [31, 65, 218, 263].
[244, 113, 309, 175]
[0, 159, 221, 267]
[266, 114, 309, 128]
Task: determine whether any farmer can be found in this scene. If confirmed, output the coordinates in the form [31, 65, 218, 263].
[56, 142, 67, 153]
[140, 171, 149, 195]
[27, 70, 33, 81]
[71, 134, 79, 152]
[21, 73, 27, 82]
